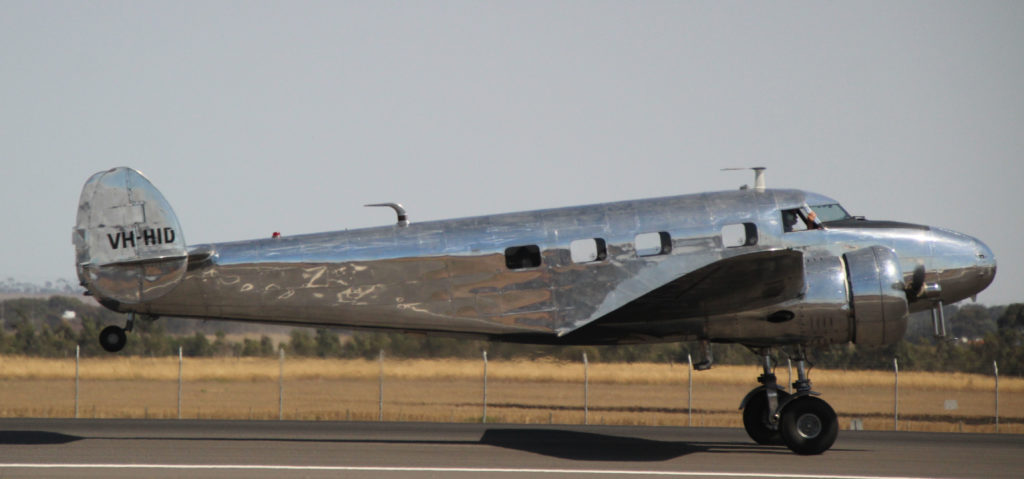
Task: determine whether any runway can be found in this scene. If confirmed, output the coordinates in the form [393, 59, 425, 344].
[0, 419, 1020, 478]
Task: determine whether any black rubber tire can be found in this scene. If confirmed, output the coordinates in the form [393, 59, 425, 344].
[99, 325, 127, 353]
[779, 396, 838, 455]
[742, 388, 790, 445]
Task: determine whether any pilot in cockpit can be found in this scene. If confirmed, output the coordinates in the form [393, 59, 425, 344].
[783, 210, 800, 232]
[783, 208, 820, 233]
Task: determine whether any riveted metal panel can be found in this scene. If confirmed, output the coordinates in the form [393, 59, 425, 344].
[74, 167, 187, 304]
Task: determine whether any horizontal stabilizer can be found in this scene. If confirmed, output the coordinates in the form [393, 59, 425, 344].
[73, 167, 187, 304]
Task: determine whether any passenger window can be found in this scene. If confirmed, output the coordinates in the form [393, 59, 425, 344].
[723, 223, 758, 247]
[635, 232, 672, 257]
[505, 245, 542, 269]
[570, 238, 607, 263]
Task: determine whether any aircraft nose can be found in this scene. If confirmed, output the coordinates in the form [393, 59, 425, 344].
[973, 236, 997, 290]
[929, 228, 996, 302]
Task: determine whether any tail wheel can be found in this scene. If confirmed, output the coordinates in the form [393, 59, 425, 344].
[742, 389, 790, 445]
[99, 325, 127, 353]
[779, 396, 838, 455]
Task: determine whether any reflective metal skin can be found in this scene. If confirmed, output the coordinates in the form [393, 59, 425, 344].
[73, 167, 996, 454]
[73, 168, 188, 304]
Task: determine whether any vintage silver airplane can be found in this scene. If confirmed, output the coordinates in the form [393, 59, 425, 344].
[73, 166, 995, 454]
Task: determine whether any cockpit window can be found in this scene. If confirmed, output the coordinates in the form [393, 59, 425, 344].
[782, 209, 810, 232]
[808, 203, 851, 223]
[782, 207, 823, 232]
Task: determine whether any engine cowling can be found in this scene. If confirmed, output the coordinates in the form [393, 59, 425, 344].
[699, 247, 910, 347]
[843, 246, 909, 345]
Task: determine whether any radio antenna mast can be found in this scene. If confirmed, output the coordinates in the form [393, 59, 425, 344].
[722, 167, 766, 191]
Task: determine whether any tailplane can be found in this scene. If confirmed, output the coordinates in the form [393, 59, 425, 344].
[73, 167, 187, 304]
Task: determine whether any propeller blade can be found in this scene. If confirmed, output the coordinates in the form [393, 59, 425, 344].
[906, 264, 926, 301]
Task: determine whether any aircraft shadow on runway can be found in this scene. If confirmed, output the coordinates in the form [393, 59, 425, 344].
[0, 431, 81, 445]
[0, 427, 799, 461]
[479, 429, 791, 461]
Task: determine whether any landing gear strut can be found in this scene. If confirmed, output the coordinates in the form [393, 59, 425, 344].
[99, 314, 135, 353]
[739, 346, 838, 455]
[741, 350, 789, 445]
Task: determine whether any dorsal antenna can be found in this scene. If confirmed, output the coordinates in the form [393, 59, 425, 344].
[722, 167, 767, 191]
[365, 203, 409, 227]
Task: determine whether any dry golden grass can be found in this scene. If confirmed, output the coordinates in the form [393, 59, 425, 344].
[4, 356, 1021, 389]
[0, 355, 1020, 434]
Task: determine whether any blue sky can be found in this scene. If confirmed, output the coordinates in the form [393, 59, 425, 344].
[2, 1, 1022, 304]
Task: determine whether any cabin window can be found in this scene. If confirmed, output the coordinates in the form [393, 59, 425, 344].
[505, 245, 542, 269]
[722, 223, 758, 247]
[570, 238, 607, 263]
[635, 232, 672, 257]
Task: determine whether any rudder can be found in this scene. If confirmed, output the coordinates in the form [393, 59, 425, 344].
[73, 167, 187, 304]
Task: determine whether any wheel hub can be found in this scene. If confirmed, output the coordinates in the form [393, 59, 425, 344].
[796, 413, 822, 439]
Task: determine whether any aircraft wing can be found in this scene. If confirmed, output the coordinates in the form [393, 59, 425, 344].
[570, 249, 805, 339]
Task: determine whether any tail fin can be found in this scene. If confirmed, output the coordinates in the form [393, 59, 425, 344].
[73, 167, 187, 304]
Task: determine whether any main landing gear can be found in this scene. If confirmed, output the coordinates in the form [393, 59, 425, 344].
[99, 314, 137, 353]
[739, 346, 838, 455]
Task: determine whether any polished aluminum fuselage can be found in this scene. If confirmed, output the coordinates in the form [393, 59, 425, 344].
[116, 188, 995, 346]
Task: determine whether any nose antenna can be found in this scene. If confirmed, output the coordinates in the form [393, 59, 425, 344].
[722, 167, 766, 191]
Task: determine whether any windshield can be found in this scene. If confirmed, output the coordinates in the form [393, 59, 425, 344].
[809, 203, 851, 222]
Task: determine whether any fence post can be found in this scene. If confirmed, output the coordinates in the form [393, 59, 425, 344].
[177, 346, 183, 419]
[893, 357, 899, 431]
[74, 345, 80, 419]
[378, 349, 384, 422]
[687, 353, 693, 427]
[278, 348, 285, 420]
[583, 352, 589, 425]
[482, 350, 488, 424]
[994, 360, 999, 433]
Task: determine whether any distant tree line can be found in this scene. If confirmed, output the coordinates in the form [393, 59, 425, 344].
[1, 296, 1022, 376]
[0, 278, 81, 295]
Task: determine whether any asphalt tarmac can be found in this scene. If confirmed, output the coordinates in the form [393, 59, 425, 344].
[0, 418, 1019, 478]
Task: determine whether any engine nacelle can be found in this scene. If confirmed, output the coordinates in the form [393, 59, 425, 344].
[702, 247, 909, 347]
[843, 246, 909, 345]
